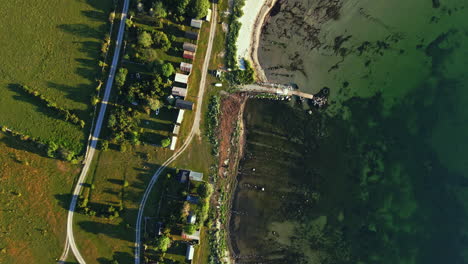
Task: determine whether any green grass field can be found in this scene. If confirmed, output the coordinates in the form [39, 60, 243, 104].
[0, 0, 113, 153]
[0, 133, 79, 264]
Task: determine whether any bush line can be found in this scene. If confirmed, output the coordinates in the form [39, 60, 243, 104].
[20, 85, 86, 128]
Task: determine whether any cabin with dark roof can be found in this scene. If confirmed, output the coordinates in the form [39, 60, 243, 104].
[185, 31, 199, 40]
[175, 99, 194, 110]
[183, 42, 197, 52]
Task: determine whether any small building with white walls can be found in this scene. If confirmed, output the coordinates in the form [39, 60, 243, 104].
[176, 110, 185, 124]
[170, 136, 178, 150]
[190, 19, 203, 29]
[175, 73, 189, 84]
[186, 245, 195, 260]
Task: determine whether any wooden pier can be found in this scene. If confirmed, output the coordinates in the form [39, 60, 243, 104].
[240, 84, 314, 99]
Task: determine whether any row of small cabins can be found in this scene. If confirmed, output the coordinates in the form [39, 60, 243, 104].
[169, 18, 205, 151]
[151, 169, 204, 263]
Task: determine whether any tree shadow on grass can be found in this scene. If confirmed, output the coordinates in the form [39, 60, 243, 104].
[81, 10, 107, 22]
[96, 251, 134, 264]
[78, 218, 134, 242]
[58, 24, 103, 39]
[0, 133, 47, 159]
[45, 82, 93, 119]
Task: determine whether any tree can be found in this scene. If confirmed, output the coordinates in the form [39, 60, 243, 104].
[175, 0, 190, 15]
[147, 97, 163, 111]
[138, 31, 153, 47]
[161, 138, 171, 148]
[141, 48, 158, 62]
[100, 140, 109, 151]
[153, 31, 171, 51]
[108, 114, 117, 128]
[184, 224, 197, 235]
[188, 0, 209, 19]
[152, 1, 167, 18]
[198, 182, 213, 198]
[115, 68, 128, 87]
[153, 235, 171, 252]
[161, 63, 175, 77]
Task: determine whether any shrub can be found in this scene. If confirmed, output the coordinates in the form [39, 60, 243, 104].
[161, 62, 175, 77]
[153, 235, 171, 252]
[141, 48, 158, 62]
[115, 68, 128, 87]
[152, 1, 167, 18]
[138, 31, 153, 47]
[188, 0, 209, 19]
[153, 31, 171, 51]
[161, 138, 171, 148]
[184, 224, 197, 235]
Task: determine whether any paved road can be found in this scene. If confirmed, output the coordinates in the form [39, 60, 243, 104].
[58, 0, 130, 263]
[134, 4, 218, 264]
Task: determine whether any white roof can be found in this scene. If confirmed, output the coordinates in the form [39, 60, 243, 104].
[175, 73, 189, 84]
[186, 245, 195, 260]
[189, 171, 203, 181]
[190, 19, 203, 28]
[206, 9, 212, 21]
[173, 124, 181, 135]
[170, 136, 178, 151]
[176, 110, 185, 124]
[188, 214, 196, 224]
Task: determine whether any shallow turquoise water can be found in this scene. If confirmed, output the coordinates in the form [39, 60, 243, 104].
[231, 0, 468, 263]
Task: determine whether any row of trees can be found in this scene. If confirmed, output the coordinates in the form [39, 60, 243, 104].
[0, 125, 78, 161]
[225, 0, 245, 68]
[206, 95, 220, 155]
[141, 0, 209, 20]
[20, 85, 86, 128]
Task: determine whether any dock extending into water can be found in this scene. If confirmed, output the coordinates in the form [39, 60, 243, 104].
[240, 83, 314, 99]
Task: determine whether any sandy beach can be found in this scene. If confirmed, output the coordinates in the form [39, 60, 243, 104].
[236, 0, 278, 81]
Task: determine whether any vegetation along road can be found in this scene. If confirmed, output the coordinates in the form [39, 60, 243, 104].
[58, 0, 130, 262]
[134, 3, 218, 264]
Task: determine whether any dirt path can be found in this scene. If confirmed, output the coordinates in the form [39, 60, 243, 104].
[58, 0, 131, 263]
[133, 4, 218, 264]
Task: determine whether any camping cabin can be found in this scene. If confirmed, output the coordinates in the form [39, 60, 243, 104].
[180, 62, 193, 73]
[186, 245, 195, 261]
[206, 9, 212, 21]
[176, 110, 185, 124]
[170, 136, 178, 151]
[174, 73, 189, 84]
[185, 31, 199, 40]
[183, 42, 197, 52]
[189, 171, 203, 182]
[175, 99, 194, 110]
[178, 169, 190, 183]
[172, 124, 181, 135]
[172, 86, 187, 97]
[183, 50, 195, 60]
[190, 19, 203, 29]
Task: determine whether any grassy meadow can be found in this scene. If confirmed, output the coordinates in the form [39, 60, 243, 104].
[0, 133, 80, 263]
[0, 0, 113, 153]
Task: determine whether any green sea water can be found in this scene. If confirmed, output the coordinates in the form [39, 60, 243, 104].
[230, 0, 468, 263]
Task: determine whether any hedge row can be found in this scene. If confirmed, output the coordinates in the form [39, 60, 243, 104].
[225, 0, 246, 68]
[20, 85, 86, 128]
